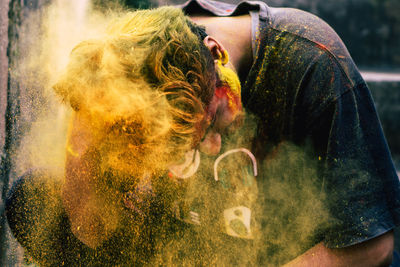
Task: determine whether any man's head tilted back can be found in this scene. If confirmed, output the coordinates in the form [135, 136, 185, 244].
[53, 7, 216, 182]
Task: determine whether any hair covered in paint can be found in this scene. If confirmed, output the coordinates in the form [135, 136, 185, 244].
[53, 7, 216, 182]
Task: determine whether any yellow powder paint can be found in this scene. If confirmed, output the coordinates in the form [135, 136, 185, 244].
[14, 0, 110, 175]
[9, 1, 333, 266]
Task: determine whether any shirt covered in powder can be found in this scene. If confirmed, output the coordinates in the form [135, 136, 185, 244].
[181, 0, 400, 255]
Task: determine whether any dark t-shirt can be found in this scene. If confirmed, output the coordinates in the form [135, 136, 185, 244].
[181, 0, 400, 251]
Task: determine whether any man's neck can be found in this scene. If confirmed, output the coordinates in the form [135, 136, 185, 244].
[190, 15, 253, 83]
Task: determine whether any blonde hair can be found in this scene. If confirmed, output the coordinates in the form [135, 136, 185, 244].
[54, 7, 215, 187]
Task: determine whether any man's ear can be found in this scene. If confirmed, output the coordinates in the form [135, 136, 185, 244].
[203, 36, 227, 61]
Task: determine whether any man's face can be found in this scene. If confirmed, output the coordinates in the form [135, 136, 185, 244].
[197, 64, 243, 155]
[190, 34, 244, 156]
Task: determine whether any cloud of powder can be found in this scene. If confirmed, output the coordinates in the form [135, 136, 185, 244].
[12, 0, 120, 175]
[8, 1, 335, 266]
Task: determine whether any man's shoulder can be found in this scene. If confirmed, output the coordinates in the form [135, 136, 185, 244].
[258, 7, 363, 87]
[266, 7, 348, 56]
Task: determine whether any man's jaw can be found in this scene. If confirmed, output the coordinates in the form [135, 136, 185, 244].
[199, 130, 221, 156]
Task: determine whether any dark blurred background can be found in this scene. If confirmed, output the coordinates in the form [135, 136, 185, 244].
[1, 0, 399, 265]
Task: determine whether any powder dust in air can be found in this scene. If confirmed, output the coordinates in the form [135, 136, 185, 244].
[9, 0, 333, 266]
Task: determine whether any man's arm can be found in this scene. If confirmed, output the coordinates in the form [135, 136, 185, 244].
[284, 231, 394, 267]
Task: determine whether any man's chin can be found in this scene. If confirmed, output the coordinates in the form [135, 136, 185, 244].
[199, 132, 221, 156]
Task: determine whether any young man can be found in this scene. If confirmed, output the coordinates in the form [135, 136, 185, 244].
[6, 2, 400, 266]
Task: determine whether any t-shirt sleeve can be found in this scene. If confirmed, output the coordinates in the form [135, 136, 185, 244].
[304, 58, 400, 248]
